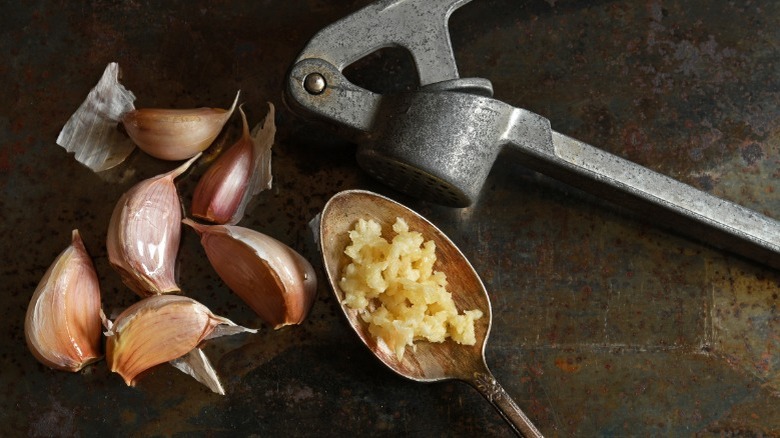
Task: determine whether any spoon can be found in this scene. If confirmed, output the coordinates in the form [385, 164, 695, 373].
[319, 189, 543, 438]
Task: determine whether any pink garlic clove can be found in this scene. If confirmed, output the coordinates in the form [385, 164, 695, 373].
[106, 154, 199, 297]
[192, 103, 275, 225]
[25, 230, 103, 371]
[183, 219, 317, 329]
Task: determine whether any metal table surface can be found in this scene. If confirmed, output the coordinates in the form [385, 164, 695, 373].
[2, 1, 779, 436]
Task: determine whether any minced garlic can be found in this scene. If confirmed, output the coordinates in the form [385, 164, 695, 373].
[339, 217, 483, 360]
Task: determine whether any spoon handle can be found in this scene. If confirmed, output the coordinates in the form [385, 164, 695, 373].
[468, 371, 544, 438]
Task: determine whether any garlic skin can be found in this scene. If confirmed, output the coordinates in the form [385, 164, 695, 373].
[169, 348, 225, 395]
[191, 103, 275, 225]
[183, 219, 317, 329]
[56, 62, 137, 172]
[107, 154, 199, 297]
[121, 91, 239, 161]
[25, 230, 103, 372]
[105, 294, 256, 388]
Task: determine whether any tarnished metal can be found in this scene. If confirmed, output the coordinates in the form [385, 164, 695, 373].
[303, 73, 327, 95]
[286, 0, 780, 270]
[294, 0, 472, 85]
[319, 189, 544, 437]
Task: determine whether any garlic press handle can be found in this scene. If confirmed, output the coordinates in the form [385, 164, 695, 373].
[293, 0, 472, 86]
[497, 100, 780, 269]
[515, 128, 780, 270]
[286, 0, 475, 135]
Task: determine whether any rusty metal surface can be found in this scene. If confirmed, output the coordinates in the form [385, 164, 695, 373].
[1, 0, 778, 436]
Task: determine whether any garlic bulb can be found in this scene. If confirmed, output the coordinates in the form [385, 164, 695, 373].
[191, 103, 275, 224]
[25, 230, 103, 371]
[122, 91, 239, 161]
[107, 154, 199, 297]
[105, 294, 256, 390]
[183, 219, 317, 329]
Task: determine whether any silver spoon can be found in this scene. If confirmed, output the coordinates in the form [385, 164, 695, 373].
[319, 189, 543, 437]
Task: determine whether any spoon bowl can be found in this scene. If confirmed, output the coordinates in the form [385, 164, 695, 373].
[319, 189, 543, 437]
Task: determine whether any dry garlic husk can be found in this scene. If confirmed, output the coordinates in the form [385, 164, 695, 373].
[25, 230, 103, 371]
[191, 103, 275, 224]
[121, 91, 240, 161]
[104, 294, 256, 391]
[56, 62, 137, 172]
[170, 348, 226, 395]
[107, 154, 200, 297]
[183, 219, 317, 329]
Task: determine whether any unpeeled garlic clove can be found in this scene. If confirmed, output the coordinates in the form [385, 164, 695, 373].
[104, 294, 256, 389]
[107, 154, 200, 297]
[191, 103, 275, 225]
[183, 219, 317, 329]
[25, 230, 103, 372]
[121, 91, 240, 161]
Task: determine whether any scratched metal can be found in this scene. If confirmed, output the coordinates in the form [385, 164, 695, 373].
[1, 0, 778, 436]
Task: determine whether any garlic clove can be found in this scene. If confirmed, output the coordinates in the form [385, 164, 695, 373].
[191, 103, 275, 225]
[105, 294, 256, 388]
[190, 106, 252, 224]
[183, 219, 317, 329]
[122, 91, 240, 161]
[25, 230, 103, 372]
[107, 154, 200, 297]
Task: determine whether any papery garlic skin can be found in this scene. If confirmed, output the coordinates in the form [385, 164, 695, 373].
[56, 62, 137, 172]
[192, 103, 275, 225]
[107, 154, 199, 297]
[248, 104, 275, 195]
[169, 348, 225, 395]
[183, 219, 317, 329]
[122, 91, 239, 161]
[25, 230, 103, 372]
[105, 295, 255, 387]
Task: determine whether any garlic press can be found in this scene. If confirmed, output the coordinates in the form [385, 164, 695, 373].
[285, 0, 780, 270]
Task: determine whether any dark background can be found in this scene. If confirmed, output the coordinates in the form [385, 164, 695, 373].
[1, 0, 779, 435]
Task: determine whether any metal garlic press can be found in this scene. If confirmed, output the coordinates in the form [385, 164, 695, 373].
[285, 0, 780, 270]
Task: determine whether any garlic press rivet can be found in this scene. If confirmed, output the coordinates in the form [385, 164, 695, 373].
[304, 73, 327, 95]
